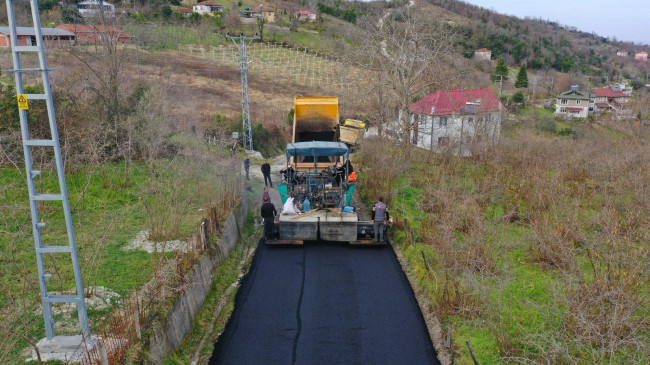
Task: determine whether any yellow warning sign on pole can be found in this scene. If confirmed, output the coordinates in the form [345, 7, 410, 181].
[17, 94, 29, 110]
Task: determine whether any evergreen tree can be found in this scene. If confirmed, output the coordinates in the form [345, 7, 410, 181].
[515, 64, 529, 88]
[493, 57, 509, 82]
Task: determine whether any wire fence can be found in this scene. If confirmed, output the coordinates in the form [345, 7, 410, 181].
[182, 41, 366, 93]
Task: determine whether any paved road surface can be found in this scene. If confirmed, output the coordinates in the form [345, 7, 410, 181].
[209, 241, 439, 365]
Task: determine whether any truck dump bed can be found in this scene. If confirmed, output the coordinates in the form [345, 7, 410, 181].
[293, 97, 339, 143]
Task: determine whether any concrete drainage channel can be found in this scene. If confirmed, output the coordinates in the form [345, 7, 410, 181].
[145, 190, 249, 363]
[188, 230, 260, 364]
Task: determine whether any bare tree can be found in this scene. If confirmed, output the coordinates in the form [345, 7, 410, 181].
[125, 87, 174, 174]
[256, 16, 266, 41]
[353, 7, 463, 144]
[223, 8, 242, 33]
[67, 18, 132, 160]
[195, 17, 215, 44]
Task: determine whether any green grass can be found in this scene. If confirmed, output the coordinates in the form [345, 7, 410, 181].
[124, 23, 228, 51]
[0, 158, 235, 362]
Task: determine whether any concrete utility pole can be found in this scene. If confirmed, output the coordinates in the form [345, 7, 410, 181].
[227, 32, 259, 151]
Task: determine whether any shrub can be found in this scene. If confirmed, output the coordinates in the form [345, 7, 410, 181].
[536, 112, 557, 133]
[511, 91, 526, 105]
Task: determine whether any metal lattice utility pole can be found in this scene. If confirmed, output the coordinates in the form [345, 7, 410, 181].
[227, 33, 259, 151]
[5, 0, 89, 339]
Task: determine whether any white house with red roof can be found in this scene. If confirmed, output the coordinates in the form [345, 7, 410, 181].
[193, 1, 223, 14]
[407, 88, 503, 154]
[297, 9, 317, 23]
[635, 51, 648, 62]
[474, 48, 491, 61]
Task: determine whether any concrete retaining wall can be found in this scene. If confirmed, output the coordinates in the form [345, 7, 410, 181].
[148, 187, 248, 364]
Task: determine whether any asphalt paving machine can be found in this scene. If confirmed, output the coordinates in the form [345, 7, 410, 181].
[268, 141, 382, 245]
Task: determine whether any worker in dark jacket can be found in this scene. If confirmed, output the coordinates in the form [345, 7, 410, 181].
[244, 156, 250, 180]
[261, 160, 272, 187]
[261, 197, 277, 241]
[372, 196, 389, 243]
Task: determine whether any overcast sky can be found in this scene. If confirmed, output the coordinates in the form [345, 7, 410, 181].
[459, 0, 650, 46]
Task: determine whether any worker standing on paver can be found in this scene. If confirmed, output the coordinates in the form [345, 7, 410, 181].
[244, 156, 250, 180]
[261, 197, 277, 241]
[372, 196, 389, 243]
[261, 159, 272, 187]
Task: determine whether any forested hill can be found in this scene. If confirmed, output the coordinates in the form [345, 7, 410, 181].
[422, 0, 649, 80]
[318, 0, 648, 82]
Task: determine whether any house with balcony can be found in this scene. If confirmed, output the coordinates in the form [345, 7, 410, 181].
[406, 88, 503, 155]
[555, 86, 591, 118]
[591, 85, 631, 118]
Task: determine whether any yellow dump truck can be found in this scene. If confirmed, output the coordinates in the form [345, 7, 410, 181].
[293, 96, 339, 143]
[292, 96, 340, 172]
[339, 119, 366, 147]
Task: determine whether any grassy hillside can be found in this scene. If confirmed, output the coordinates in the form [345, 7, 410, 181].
[358, 114, 649, 363]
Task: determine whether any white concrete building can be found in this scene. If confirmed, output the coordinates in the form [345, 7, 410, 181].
[407, 88, 503, 156]
[76, 1, 115, 18]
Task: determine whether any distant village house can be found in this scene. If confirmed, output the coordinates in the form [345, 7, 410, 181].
[555, 86, 591, 118]
[635, 51, 648, 62]
[297, 9, 317, 23]
[590, 85, 631, 118]
[193, 2, 223, 15]
[56, 24, 132, 44]
[76, 0, 115, 18]
[407, 88, 503, 155]
[178, 8, 193, 16]
[616, 51, 628, 57]
[0, 26, 74, 47]
[241, 4, 275, 22]
[474, 48, 491, 61]
[255, 5, 275, 22]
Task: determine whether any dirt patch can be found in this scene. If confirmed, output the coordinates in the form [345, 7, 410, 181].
[122, 230, 189, 253]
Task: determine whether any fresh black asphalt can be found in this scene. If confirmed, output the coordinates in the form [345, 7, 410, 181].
[209, 241, 439, 365]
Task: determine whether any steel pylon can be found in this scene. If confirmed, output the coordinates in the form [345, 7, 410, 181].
[227, 33, 258, 151]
